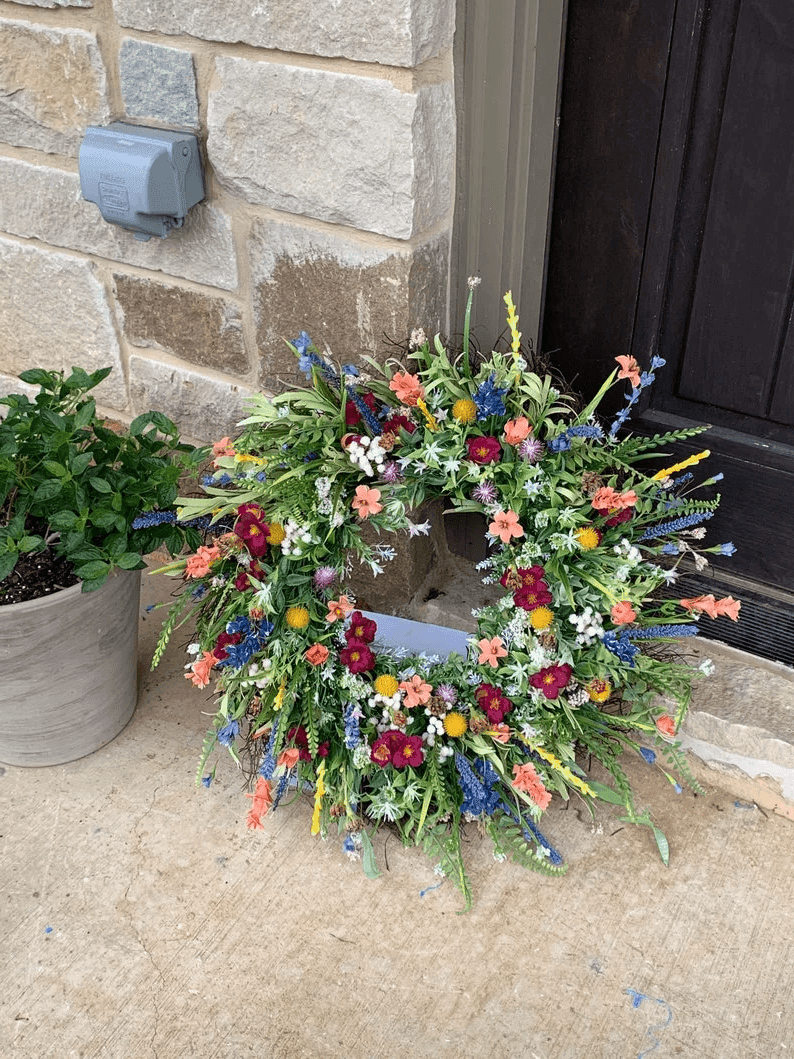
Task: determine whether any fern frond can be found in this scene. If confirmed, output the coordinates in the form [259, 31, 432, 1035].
[195, 726, 218, 786]
[151, 590, 197, 669]
[486, 815, 568, 877]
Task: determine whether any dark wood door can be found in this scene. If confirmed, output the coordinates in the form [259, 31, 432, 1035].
[543, 0, 794, 662]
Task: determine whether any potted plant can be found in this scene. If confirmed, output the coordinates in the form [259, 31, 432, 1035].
[0, 365, 204, 766]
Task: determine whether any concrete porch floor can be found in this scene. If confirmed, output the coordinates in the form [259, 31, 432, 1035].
[2, 564, 794, 1059]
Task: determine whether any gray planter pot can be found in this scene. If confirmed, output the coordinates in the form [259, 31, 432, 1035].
[0, 569, 142, 767]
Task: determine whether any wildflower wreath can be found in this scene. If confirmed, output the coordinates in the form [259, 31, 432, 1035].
[149, 286, 740, 908]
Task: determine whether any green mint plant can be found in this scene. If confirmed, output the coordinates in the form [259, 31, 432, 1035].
[0, 365, 205, 595]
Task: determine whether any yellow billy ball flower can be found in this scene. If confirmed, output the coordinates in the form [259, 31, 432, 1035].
[452, 398, 477, 423]
[529, 606, 554, 631]
[575, 525, 601, 550]
[285, 605, 310, 629]
[374, 674, 399, 697]
[586, 678, 612, 703]
[267, 522, 286, 547]
[443, 712, 468, 738]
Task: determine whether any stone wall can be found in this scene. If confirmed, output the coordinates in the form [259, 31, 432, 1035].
[0, 0, 455, 440]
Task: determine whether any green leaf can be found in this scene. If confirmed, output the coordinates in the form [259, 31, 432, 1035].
[587, 780, 628, 806]
[88, 477, 112, 493]
[72, 400, 96, 431]
[360, 830, 381, 879]
[33, 479, 63, 502]
[650, 823, 670, 866]
[48, 509, 80, 531]
[74, 560, 110, 581]
[43, 460, 69, 478]
[116, 552, 144, 569]
[0, 551, 19, 581]
[18, 368, 55, 388]
[70, 451, 93, 474]
[18, 535, 45, 554]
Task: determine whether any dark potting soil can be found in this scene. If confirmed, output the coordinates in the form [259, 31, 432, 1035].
[0, 550, 80, 606]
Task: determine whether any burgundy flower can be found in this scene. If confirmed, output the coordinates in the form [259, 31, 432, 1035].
[234, 503, 269, 557]
[605, 508, 634, 528]
[465, 435, 502, 465]
[475, 683, 514, 724]
[345, 391, 378, 427]
[213, 630, 242, 662]
[382, 414, 416, 436]
[346, 611, 377, 644]
[339, 639, 376, 674]
[370, 730, 424, 769]
[529, 663, 573, 700]
[234, 560, 266, 592]
[513, 583, 553, 611]
[391, 734, 424, 768]
[287, 725, 329, 761]
[500, 565, 547, 590]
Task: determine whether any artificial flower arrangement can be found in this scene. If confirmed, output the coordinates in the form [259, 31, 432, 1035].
[148, 284, 740, 908]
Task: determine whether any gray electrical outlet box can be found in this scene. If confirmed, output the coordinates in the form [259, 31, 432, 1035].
[78, 122, 205, 241]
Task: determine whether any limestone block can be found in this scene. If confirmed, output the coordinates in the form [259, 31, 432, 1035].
[114, 274, 249, 377]
[0, 158, 238, 291]
[0, 19, 109, 155]
[0, 239, 126, 407]
[249, 218, 450, 388]
[208, 59, 454, 239]
[112, 0, 453, 67]
[128, 355, 254, 442]
[119, 39, 199, 128]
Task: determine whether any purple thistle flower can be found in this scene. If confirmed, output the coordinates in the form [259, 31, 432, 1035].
[381, 461, 403, 483]
[313, 566, 338, 591]
[436, 683, 458, 707]
[518, 437, 544, 463]
[471, 481, 497, 504]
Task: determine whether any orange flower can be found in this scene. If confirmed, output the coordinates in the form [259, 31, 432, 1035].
[185, 650, 219, 688]
[399, 675, 433, 708]
[715, 596, 741, 621]
[277, 748, 300, 770]
[388, 372, 425, 407]
[351, 485, 383, 519]
[488, 509, 524, 544]
[655, 714, 677, 738]
[326, 596, 355, 622]
[615, 355, 641, 389]
[611, 600, 637, 624]
[184, 544, 221, 579]
[305, 643, 330, 666]
[246, 777, 273, 829]
[680, 594, 741, 622]
[511, 763, 551, 810]
[591, 486, 638, 513]
[477, 636, 508, 668]
[503, 417, 531, 445]
[211, 436, 235, 465]
[488, 724, 512, 744]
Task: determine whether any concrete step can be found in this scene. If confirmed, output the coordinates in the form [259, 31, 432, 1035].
[406, 557, 794, 819]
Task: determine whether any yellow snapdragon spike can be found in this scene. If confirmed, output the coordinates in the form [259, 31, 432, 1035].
[235, 453, 267, 466]
[518, 736, 596, 798]
[503, 290, 522, 357]
[311, 761, 326, 835]
[652, 449, 711, 480]
[273, 680, 287, 710]
[416, 397, 438, 432]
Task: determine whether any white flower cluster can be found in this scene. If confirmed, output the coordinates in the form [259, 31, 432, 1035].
[569, 607, 604, 646]
[614, 537, 642, 565]
[280, 519, 313, 557]
[315, 476, 332, 515]
[347, 436, 387, 477]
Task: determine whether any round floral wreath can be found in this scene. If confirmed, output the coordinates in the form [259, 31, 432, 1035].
[150, 287, 740, 907]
